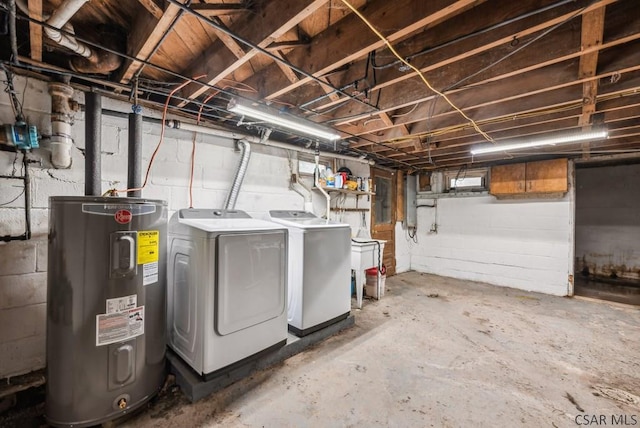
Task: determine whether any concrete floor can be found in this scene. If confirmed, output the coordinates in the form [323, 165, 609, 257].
[120, 271, 640, 428]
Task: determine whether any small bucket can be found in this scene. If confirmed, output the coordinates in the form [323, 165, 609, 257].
[365, 265, 386, 299]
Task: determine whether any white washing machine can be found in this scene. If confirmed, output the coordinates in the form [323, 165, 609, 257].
[268, 210, 351, 336]
[168, 209, 288, 379]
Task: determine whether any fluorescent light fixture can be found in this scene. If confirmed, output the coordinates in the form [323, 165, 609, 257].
[228, 98, 341, 141]
[470, 129, 608, 155]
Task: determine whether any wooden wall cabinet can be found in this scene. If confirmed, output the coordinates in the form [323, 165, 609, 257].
[490, 158, 568, 196]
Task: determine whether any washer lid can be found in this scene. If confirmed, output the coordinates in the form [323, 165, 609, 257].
[268, 210, 350, 229]
[179, 217, 286, 232]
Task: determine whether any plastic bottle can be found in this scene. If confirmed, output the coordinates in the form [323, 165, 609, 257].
[326, 167, 335, 187]
[335, 173, 343, 189]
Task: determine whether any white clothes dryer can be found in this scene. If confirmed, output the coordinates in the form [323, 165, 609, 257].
[168, 209, 288, 379]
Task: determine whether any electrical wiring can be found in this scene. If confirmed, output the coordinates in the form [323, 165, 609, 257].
[339, 0, 492, 143]
[5, 11, 424, 170]
[406, 226, 418, 243]
[1, 64, 25, 122]
[391, 102, 420, 118]
[370, 0, 576, 71]
[2, 45, 416, 172]
[187, 91, 218, 208]
[443, 2, 592, 93]
[188, 132, 197, 208]
[336, 1, 495, 144]
[0, 187, 25, 206]
[219, 78, 258, 93]
[379, 100, 588, 146]
[114, 75, 206, 195]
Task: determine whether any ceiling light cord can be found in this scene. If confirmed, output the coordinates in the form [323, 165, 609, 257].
[340, 0, 494, 144]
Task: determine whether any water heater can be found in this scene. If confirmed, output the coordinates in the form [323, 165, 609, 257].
[46, 196, 167, 427]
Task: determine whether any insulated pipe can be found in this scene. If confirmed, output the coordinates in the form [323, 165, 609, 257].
[84, 91, 101, 196]
[128, 108, 142, 197]
[48, 82, 74, 169]
[164, 119, 374, 165]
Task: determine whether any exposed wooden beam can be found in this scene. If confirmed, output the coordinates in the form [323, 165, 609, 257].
[379, 113, 421, 151]
[119, 1, 187, 84]
[242, 0, 482, 103]
[191, 3, 249, 17]
[28, 0, 42, 61]
[318, 77, 341, 103]
[337, 9, 640, 141]
[353, 64, 640, 161]
[137, 0, 164, 20]
[178, 0, 329, 107]
[326, 0, 619, 125]
[273, 51, 299, 84]
[266, 40, 310, 52]
[209, 18, 246, 60]
[578, 6, 606, 158]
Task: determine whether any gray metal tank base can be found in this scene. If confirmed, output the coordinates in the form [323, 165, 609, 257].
[169, 314, 355, 402]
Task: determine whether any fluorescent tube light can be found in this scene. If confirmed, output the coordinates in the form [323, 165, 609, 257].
[228, 98, 341, 141]
[470, 129, 608, 155]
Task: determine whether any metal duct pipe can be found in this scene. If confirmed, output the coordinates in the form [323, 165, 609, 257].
[48, 82, 74, 169]
[224, 129, 271, 210]
[84, 91, 101, 195]
[128, 107, 142, 197]
[223, 139, 250, 210]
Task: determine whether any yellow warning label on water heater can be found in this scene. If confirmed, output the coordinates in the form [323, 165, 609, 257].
[137, 230, 159, 264]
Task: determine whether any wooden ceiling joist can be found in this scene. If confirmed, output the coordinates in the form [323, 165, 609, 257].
[27, 0, 43, 62]
[190, 2, 249, 17]
[578, 6, 606, 158]
[177, 0, 329, 107]
[238, 0, 482, 104]
[137, 0, 163, 20]
[119, 1, 187, 84]
[328, 0, 621, 129]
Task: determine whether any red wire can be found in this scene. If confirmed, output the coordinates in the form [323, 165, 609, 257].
[188, 92, 216, 208]
[117, 75, 206, 195]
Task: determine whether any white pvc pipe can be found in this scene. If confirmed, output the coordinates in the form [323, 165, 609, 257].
[288, 153, 313, 212]
[314, 152, 331, 220]
[48, 82, 74, 169]
[165, 119, 374, 165]
[44, 0, 93, 59]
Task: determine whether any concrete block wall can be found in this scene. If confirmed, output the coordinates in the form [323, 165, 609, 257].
[0, 76, 369, 379]
[575, 163, 640, 280]
[410, 188, 574, 296]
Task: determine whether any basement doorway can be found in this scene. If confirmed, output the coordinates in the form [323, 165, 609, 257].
[574, 161, 640, 305]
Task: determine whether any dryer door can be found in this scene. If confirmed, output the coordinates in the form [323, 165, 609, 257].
[215, 231, 286, 335]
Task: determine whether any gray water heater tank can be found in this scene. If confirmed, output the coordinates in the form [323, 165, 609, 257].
[46, 196, 167, 427]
